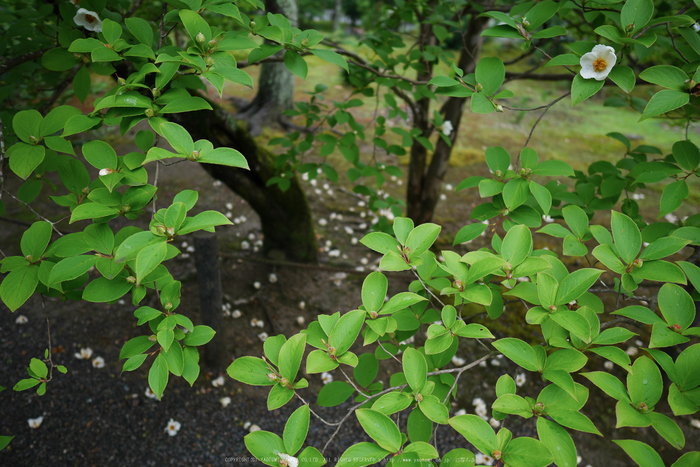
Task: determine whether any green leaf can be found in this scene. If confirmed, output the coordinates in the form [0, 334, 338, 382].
[361, 232, 400, 254]
[476, 57, 505, 95]
[337, 442, 389, 467]
[501, 224, 532, 267]
[159, 122, 194, 155]
[537, 417, 577, 467]
[48, 255, 98, 286]
[448, 414, 497, 455]
[493, 338, 539, 371]
[284, 404, 310, 455]
[639, 65, 688, 91]
[493, 394, 533, 418]
[612, 211, 641, 265]
[268, 383, 294, 410]
[485, 147, 511, 174]
[8, 143, 45, 180]
[529, 181, 552, 216]
[571, 74, 604, 106]
[418, 394, 450, 424]
[581, 371, 629, 401]
[372, 391, 413, 415]
[502, 436, 554, 467]
[362, 271, 388, 313]
[42, 47, 79, 71]
[160, 97, 212, 114]
[556, 269, 603, 305]
[613, 439, 664, 467]
[503, 178, 530, 211]
[659, 180, 689, 219]
[310, 48, 348, 72]
[405, 223, 441, 259]
[177, 210, 233, 235]
[21, 221, 52, 260]
[329, 310, 365, 356]
[0, 265, 39, 311]
[284, 50, 308, 79]
[658, 283, 694, 329]
[640, 89, 690, 121]
[148, 353, 168, 400]
[356, 409, 402, 453]
[125, 17, 153, 46]
[532, 160, 574, 177]
[197, 147, 249, 169]
[278, 333, 306, 383]
[403, 347, 427, 393]
[183, 325, 215, 346]
[135, 242, 167, 286]
[227, 356, 275, 386]
[245, 431, 286, 467]
[649, 412, 685, 449]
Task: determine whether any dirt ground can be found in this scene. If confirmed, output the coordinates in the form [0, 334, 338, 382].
[1, 127, 699, 466]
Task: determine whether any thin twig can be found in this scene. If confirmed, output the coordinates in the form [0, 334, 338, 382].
[376, 339, 402, 365]
[2, 188, 64, 236]
[338, 366, 369, 398]
[516, 91, 570, 167]
[0, 116, 4, 203]
[412, 269, 445, 308]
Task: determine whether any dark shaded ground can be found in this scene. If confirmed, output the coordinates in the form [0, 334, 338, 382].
[1, 150, 700, 466]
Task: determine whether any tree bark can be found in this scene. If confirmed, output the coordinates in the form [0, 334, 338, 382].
[406, 14, 489, 224]
[236, 0, 298, 135]
[175, 107, 318, 263]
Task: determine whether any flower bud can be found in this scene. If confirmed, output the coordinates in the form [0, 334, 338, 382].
[267, 373, 278, 382]
[149, 335, 157, 342]
[99, 168, 111, 176]
[534, 401, 545, 412]
[126, 276, 137, 284]
[196, 32, 206, 45]
[205, 56, 214, 67]
[250, 21, 256, 34]
[164, 302, 173, 311]
[548, 305, 557, 312]
[492, 450, 502, 460]
[117, 77, 126, 86]
[415, 393, 423, 402]
[190, 150, 200, 161]
[208, 40, 217, 50]
[166, 227, 175, 237]
[522, 17, 530, 29]
[632, 258, 643, 269]
[476, 83, 483, 92]
[29, 135, 38, 144]
[122, 204, 131, 212]
[670, 323, 682, 332]
[156, 224, 167, 235]
[496, 104, 504, 112]
[145, 108, 155, 118]
[301, 38, 308, 47]
[369, 310, 378, 319]
[26, 254, 34, 263]
[495, 169, 502, 177]
[152, 87, 160, 98]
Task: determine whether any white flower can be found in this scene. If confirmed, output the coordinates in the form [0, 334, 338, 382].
[15, 315, 28, 324]
[225, 202, 233, 210]
[92, 356, 105, 368]
[165, 418, 181, 436]
[452, 356, 466, 366]
[250, 318, 264, 328]
[475, 453, 495, 466]
[490, 358, 501, 367]
[664, 213, 679, 224]
[298, 301, 306, 310]
[99, 168, 111, 176]
[296, 316, 305, 325]
[241, 240, 250, 250]
[515, 373, 527, 387]
[74, 347, 93, 360]
[690, 418, 700, 429]
[318, 218, 328, 226]
[253, 281, 261, 290]
[220, 396, 232, 408]
[472, 397, 485, 407]
[232, 309, 242, 319]
[625, 346, 639, 356]
[489, 417, 501, 428]
[579, 44, 616, 81]
[438, 120, 453, 136]
[604, 360, 614, 371]
[321, 372, 333, 384]
[249, 424, 261, 432]
[475, 404, 489, 420]
[632, 193, 645, 200]
[212, 376, 225, 388]
[268, 273, 278, 283]
[74, 8, 102, 33]
[243, 421, 251, 429]
[145, 387, 159, 400]
[257, 332, 268, 342]
[329, 249, 341, 257]
[454, 408, 467, 416]
[28, 416, 44, 428]
[279, 453, 299, 467]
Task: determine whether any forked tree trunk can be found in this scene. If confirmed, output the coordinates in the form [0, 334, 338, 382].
[175, 107, 318, 263]
[406, 14, 489, 224]
[236, 0, 298, 135]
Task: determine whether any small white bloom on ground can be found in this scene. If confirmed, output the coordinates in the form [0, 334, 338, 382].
[475, 404, 489, 420]
[225, 212, 233, 219]
[360, 258, 369, 265]
[635, 339, 644, 347]
[321, 372, 333, 384]
[579, 44, 616, 81]
[15, 315, 28, 324]
[475, 452, 494, 466]
[296, 316, 305, 325]
[225, 202, 233, 210]
[257, 332, 268, 342]
[298, 301, 306, 310]
[625, 346, 638, 356]
[577, 455, 583, 465]
[165, 418, 181, 436]
[92, 356, 105, 368]
[472, 397, 485, 407]
[74, 8, 103, 32]
[490, 358, 501, 367]
[690, 418, 700, 429]
[268, 273, 278, 283]
[451, 356, 466, 366]
[454, 408, 467, 416]
[186, 245, 195, 253]
[344, 226, 354, 235]
[515, 373, 527, 387]
[439, 193, 447, 201]
[543, 215, 555, 223]
[219, 397, 232, 408]
[212, 376, 225, 388]
[445, 183, 453, 191]
[243, 421, 251, 429]
[664, 213, 679, 223]
[604, 360, 615, 371]
[278, 453, 299, 467]
[249, 424, 261, 432]
[632, 193, 645, 200]
[489, 417, 501, 428]
[145, 387, 159, 400]
[329, 249, 341, 257]
[232, 309, 242, 319]
[318, 218, 328, 226]
[28, 416, 44, 429]
[351, 237, 358, 244]
[213, 180, 222, 187]
[253, 281, 261, 290]
[250, 318, 264, 328]
[240, 241, 250, 250]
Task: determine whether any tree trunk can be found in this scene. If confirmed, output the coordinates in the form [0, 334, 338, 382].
[175, 107, 318, 263]
[236, 0, 298, 136]
[333, 0, 342, 31]
[406, 14, 489, 224]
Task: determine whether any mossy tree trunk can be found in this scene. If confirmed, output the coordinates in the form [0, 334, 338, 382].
[406, 13, 489, 224]
[175, 107, 318, 263]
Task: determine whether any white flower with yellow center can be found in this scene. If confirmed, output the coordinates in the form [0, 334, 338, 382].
[74, 347, 93, 360]
[74, 8, 102, 33]
[165, 418, 181, 436]
[278, 453, 299, 467]
[28, 416, 44, 429]
[92, 356, 105, 368]
[580, 44, 616, 81]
